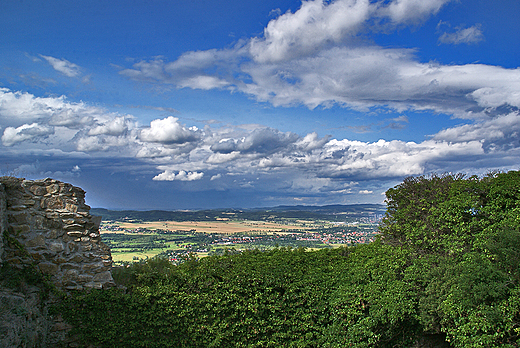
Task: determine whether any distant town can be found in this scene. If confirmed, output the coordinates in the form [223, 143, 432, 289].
[95, 204, 386, 264]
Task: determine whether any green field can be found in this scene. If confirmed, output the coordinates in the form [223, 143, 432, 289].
[101, 219, 379, 263]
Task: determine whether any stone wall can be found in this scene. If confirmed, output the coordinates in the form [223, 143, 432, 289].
[0, 177, 115, 347]
[0, 176, 114, 290]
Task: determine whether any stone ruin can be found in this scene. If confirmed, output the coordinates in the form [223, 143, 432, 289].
[0, 177, 115, 347]
[0, 176, 114, 290]
[0, 177, 115, 290]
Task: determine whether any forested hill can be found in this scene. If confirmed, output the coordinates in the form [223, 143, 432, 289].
[54, 172, 520, 347]
[90, 204, 386, 222]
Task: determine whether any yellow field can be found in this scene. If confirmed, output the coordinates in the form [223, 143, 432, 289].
[111, 250, 160, 262]
[111, 220, 311, 234]
[103, 219, 330, 263]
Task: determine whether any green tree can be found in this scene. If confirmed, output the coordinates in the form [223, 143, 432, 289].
[380, 171, 520, 347]
[325, 241, 420, 348]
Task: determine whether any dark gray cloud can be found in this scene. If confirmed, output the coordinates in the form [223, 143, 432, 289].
[210, 138, 237, 154]
[210, 127, 300, 155]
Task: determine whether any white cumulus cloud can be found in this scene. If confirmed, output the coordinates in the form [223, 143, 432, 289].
[249, 0, 372, 63]
[88, 117, 130, 136]
[0, 88, 139, 155]
[152, 170, 204, 181]
[117, 0, 519, 121]
[381, 0, 449, 24]
[210, 174, 222, 181]
[140, 116, 201, 145]
[2, 123, 54, 146]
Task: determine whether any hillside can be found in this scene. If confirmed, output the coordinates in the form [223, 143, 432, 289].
[90, 204, 386, 223]
[53, 171, 520, 347]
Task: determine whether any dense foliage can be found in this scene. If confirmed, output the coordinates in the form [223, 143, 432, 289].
[380, 171, 520, 346]
[54, 172, 520, 347]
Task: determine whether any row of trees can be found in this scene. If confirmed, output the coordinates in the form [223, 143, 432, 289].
[54, 171, 520, 347]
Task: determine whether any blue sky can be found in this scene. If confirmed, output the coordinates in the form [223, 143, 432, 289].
[1, 0, 520, 209]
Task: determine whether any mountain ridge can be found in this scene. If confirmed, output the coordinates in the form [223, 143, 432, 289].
[91, 203, 386, 222]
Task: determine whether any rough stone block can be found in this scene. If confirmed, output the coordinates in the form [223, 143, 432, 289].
[59, 184, 73, 194]
[61, 263, 81, 271]
[42, 196, 65, 210]
[23, 199, 36, 206]
[38, 262, 59, 275]
[9, 224, 30, 235]
[48, 241, 64, 253]
[91, 215, 102, 228]
[46, 184, 60, 194]
[82, 262, 105, 272]
[29, 252, 43, 261]
[8, 212, 29, 225]
[80, 244, 93, 251]
[62, 218, 75, 225]
[66, 231, 83, 238]
[46, 229, 65, 239]
[58, 212, 74, 219]
[26, 235, 45, 248]
[63, 269, 79, 281]
[65, 203, 78, 213]
[45, 211, 60, 220]
[40, 216, 62, 230]
[67, 255, 84, 263]
[78, 274, 93, 283]
[29, 185, 47, 196]
[9, 205, 27, 211]
[37, 250, 60, 260]
[93, 271, 113, 282]
[54, 257, 67, 264]
[64, 224, 84, 231]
